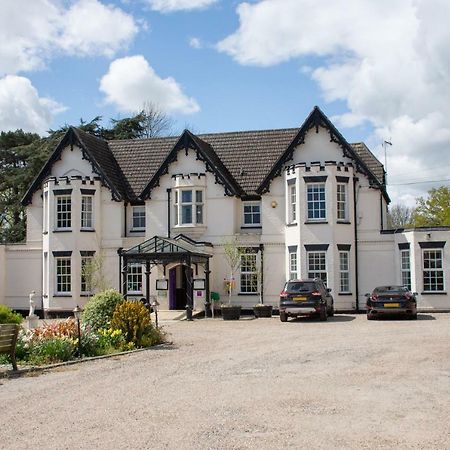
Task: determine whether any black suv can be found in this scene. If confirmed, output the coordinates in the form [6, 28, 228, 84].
[279, 279, 334, 322]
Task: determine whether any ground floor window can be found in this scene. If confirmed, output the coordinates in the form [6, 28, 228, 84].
[240, 252, 258, 293]
[81, 257, 93, 294]
[127, 263, 143, 294]
[423, 250, 444, 292]
[400, 250, 411, 290]
[307, 251, 327, 285]
[289, 251, 298, 280]
[339, 251, 350, 293]
[56, 257, 71, 294]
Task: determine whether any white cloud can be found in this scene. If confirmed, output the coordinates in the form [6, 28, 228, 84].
[99, 55, 200, 115]
[189, 37, 203, 49]
[146, 0, 218, 12]
[0, 76, 66, 134]
[0, 0, 138, 76]
[218, 0, 450, 204]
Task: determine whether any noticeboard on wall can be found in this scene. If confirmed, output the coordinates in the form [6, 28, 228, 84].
[193, 279, 205, 290]
[156, 279, 168, 290]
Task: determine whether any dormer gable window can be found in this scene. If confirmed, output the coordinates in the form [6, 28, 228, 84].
[174, 189, 204, 226]
[132, 206, 146, 230]
[242, 201, 261, 227]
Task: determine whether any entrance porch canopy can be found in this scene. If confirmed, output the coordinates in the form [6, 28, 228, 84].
[120, 234, 213, 264]
[119, 235, 213, 313]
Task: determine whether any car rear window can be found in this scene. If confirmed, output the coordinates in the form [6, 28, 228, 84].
[374, 286, 408, 294]
[286, 282, 316, 293]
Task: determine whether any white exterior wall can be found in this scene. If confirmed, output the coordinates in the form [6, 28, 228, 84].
[1, 130, 449, 314]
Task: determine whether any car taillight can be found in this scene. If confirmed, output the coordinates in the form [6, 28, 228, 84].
[311, 290, 321, 296]
[405, 293, 412, 300]
[280, 290, 288, 298]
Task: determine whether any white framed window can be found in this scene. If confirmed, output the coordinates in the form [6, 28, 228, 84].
[127, 263, 143, 294]
[339, 251, 350, 293]
[307, 183, 326, 221]
[174, 189, 204, 226]
[289, 251, 298, 280]
[81, 257, 93, 294]
[400, 250, 411, 290]
[56, 257, 71, 294]
[242, 201, 261, 227]
[289, 184, 297, 223]
[43, 191, 48, 232]
[423, 250, 444, 292]
[307, 251, 327, 285]
[56, 196, 71, 229]
[240, 252, 258, 293]
[81, 196, 94, 229]
[337, 183, 348, 221]
[132, 206, 146, 230]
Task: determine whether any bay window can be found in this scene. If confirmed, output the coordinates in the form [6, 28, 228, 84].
[307, 183, 326, 221]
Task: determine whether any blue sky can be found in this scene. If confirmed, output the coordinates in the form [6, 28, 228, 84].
[1, 0, 449, 205]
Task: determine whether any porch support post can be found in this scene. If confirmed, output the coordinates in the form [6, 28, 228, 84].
[205, 257, 211, 318]
[121, 255, 128, 299]
[145, 260, 151, 305]
[186, 255, 193, 321]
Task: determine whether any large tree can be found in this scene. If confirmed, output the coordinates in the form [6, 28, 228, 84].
[412, 186, 450, 227]
[388, 204, 415, 228]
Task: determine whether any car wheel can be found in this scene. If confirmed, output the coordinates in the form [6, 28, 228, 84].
[319, 304, 327, 321]
[410, 313, 418, 320]
[367, 314, 374, 320]
[280, 311, 288, 322]
[328, 305, 334, 317]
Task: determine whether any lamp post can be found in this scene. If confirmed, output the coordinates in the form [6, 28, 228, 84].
[73, 305, 82, 358]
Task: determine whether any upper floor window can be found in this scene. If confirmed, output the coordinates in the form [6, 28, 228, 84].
[81, 196, 94, 229]
[288, 184, 297, 224]
[423, 249, 444, 292]
[242, 201, 261, 227]
[132, 206, 146, 230]
[43, 191, 48, 232]
[336, 183, 348, 221]
[56, 196, 71, 229]
[56, 257, 71, 294]
[240, 252, 258, 294]
[400, 249, 411, 290]
[174, 189, 204, 226]
[307, 183, 326, 221]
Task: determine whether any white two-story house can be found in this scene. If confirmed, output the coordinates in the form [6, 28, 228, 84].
[0, 106, 448, 316]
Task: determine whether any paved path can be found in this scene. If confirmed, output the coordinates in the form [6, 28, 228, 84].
[1, 314, 450, 449]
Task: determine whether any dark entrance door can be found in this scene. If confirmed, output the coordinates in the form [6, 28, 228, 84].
[169, 265, 193, 310]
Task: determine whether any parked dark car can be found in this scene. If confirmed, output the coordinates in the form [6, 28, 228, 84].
[279, 279, 334, 322]
[366, 286, 418, 320]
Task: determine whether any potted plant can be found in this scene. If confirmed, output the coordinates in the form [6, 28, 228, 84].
[221, 237, 243, 320]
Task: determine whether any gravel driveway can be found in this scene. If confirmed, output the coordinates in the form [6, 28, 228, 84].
[1, 313, 450, 449]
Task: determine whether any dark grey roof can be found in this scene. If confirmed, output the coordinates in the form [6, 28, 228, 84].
[351, 142, 385, 184]
[23, 109, 386, 204]
[108, 136, 178, 199]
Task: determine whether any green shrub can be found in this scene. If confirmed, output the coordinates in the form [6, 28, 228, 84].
[82, 289, 124, 331]
[0, 304, 22, 324]
[110, 301, 152, 347]
[30, 337, 76, 364]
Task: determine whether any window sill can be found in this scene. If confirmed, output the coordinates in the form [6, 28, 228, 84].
[53, 229, 72, 233]
[337, 221, 351, 225]
[53, 294, 72, 297]
[339, 292, 353, 296]
[286, 223, 298, 227]
[238, 292, 260, 296]
[304, 221, 328, 225]
[129, 229, 145, 233]
[80, 293, 92, 297]
[241, 225, 262, 229]
[80, 228, 96, 233]
[421, 291, 447, 295]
